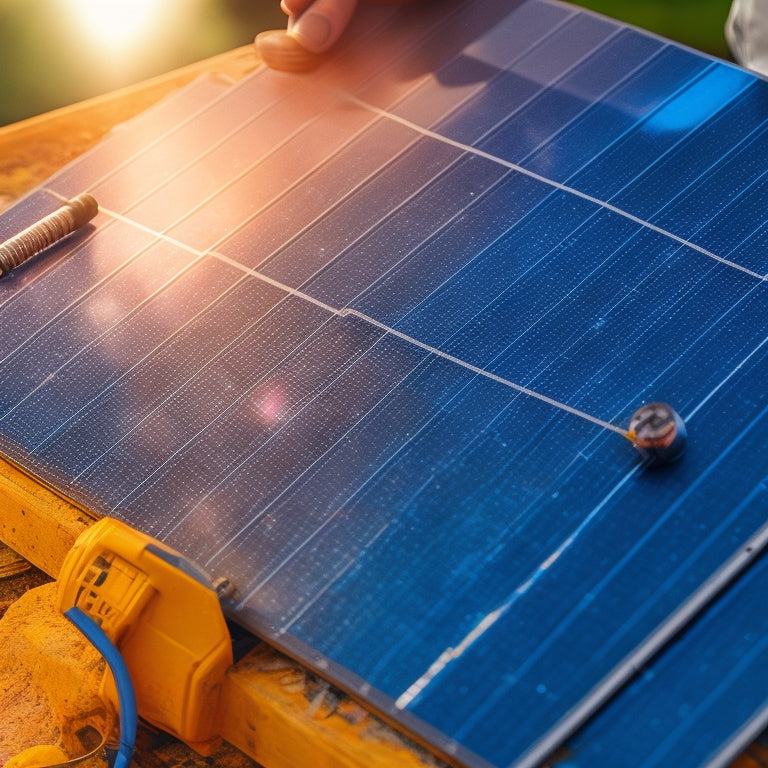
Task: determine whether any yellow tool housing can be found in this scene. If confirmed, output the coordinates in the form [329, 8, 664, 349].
[56, 518, 233, 754]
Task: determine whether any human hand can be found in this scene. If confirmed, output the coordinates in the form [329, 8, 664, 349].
[281, 0, 359, 54]
[257, 0, 419, 71]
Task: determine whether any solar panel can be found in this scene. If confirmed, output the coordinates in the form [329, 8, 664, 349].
[566, 550, 768, 767]
[1, 1, 767, 766]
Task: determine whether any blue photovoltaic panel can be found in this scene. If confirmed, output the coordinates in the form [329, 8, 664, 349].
[564, 550, 768, 768]
[1, 2, 767, 767]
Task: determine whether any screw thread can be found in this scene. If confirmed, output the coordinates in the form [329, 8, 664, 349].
[0, 193, 98, 276]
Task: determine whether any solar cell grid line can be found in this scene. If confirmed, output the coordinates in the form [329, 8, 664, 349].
[125, 322, 472, 558]
[561, 63, 758, 198]
[608, 83, 768, 251]
[111, 308, 389, 526]
[0, 198, 270, 444]
[250, 15, 636, 292]
[137, 1, 580, 257]
[477, 43, 749, 189]
[298, 154, 513, 305]
[414, 19, 768, 277]
[125, 89, 381, 236]
[165, 111, 463, 253]
[517, 43, 716, 184]
[328, 51, 760, 328]
[218, 118, 436, 271]
[0, 78, 235, 376]
[653, 124, 768, 255]
[694, 176, 768, 276]
[341, 173, 555, 327]
[557, 483, 768, 768]
[428, 13, 633, 155]
[216, 2, 583, 269]
[618, 153, 768, 280]
[72, 295, 339, 498]
[686, 327, 768, 423]
[1, 2, 768, 768]
[28, 268, 254, 455]
[340, 183, 638, 339]
[20, 265, 252, 452]
[86, 77, 320, 217]
[79, 0, 656, 304]
[0, 239, 203, 415]
[0, 220, 158, 379]
[492, 28, 667, 169]
[199, 336, 441, 574]
[541, 69, 768, 275]
[227, 365, 619, 622]
[338, 309, 626, 433]
[35, 277, 300, 481]
[550, 62, 756, 201]
[310, 171, 760, 428]
[163, 60, 512, 255]
[346, 94, 766, 281]
[326, 0, 525, 109]
[387, 0, 579, 128]
[0, 208, 143, 353]
[387, 4, 621, 135]
[91, 77, 315, 224]
[178, 266, 760, 768]
[517, 60, 753, 192]
[416, 30, 708, 157]
[49, 75, 238, 200]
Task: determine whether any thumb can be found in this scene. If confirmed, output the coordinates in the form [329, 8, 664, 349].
[289, 0, 359, 53]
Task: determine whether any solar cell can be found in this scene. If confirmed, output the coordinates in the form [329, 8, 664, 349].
[1, 2, 767, 767]
[565, 545, 768, 768]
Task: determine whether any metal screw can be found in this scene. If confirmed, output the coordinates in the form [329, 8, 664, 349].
[212, 576, 236, 600]
[627, 402, 687, 466]
[0, 193, 98, 277]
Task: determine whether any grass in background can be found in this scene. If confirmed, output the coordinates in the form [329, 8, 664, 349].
[570, 0, 734, 59]
[0, 0, 285, 125]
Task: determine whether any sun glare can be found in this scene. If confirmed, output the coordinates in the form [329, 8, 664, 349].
[64, 0, 164, 51]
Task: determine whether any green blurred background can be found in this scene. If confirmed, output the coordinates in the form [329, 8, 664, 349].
[574, 0, 732, 59]
[0, 0, 735, 126]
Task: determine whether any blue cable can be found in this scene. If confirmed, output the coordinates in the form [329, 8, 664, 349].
[65, 607, 137, 768]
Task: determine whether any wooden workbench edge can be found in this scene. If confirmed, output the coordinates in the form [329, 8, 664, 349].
[0, 455, 97, 577]
[0, 45, 260, 207]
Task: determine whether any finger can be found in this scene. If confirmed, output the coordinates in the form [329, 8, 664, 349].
[289, 0, 359, 53]
[281, 0, 314, 16]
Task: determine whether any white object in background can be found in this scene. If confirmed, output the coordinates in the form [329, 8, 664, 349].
[726, 0, 768, 76]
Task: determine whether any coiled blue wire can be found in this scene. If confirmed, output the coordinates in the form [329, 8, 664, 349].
[65, 607, 137, 768]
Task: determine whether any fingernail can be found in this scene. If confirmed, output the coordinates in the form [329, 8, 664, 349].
[291, 12, 333, 53]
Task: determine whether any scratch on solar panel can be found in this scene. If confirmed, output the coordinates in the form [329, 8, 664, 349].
[395, 602, 510, 711]
[396, 542, 573, 711]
